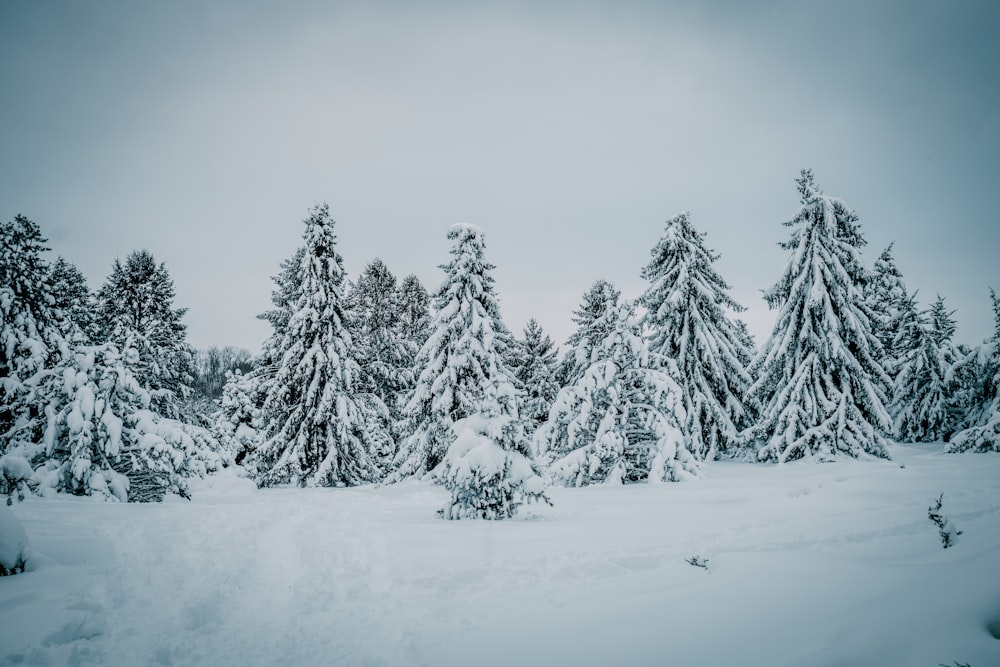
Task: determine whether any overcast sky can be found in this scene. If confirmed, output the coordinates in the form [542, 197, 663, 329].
[2, 0, 998, 352]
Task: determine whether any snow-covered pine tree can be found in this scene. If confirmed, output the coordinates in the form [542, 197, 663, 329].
[212, 368, 261, 465]
[555, 280, 621, 387]
[509, 318, 559, 434]
[639, 211, 754, 460]
[947, 289, 1000, 453]
[865, 244, 909, 382]
[48, 256, 95, 345]
[744, 170, 891, 462]
[251, 204, 380, 487]
[538, 299, 697, 485]
[346, 258, 412, 414]
[398, 273, 432, 352]
[95, 250, 193, 419]
[890, 294, 960, 442]
[37, 338, 223, 502]
[389, 224, 545, 519]
[0, 215, 65, 454]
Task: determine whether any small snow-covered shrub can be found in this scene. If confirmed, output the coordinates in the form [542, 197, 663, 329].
[439, 416, 549, 521]
[1, 454, 34, 505]
[0, 503, 30, 576]
[928, 494, 962, 549]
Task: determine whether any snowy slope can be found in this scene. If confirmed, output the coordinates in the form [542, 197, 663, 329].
[2, 444, 999, 666]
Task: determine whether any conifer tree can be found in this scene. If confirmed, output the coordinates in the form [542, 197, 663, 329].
[865, 244, 909, 380]
[212, 368, 261, 465]
[639, 211, 754, 460]
[48, 256, 95, 344]
[398, 273, 432, 351]
[251, 204, 381, 487]
[890, 295, 960, 442]
[346, 258, 412, 413]
[0, 215, 65, 453]
[393, 223, 520, 477]
[510, 318, 559, 433]
[947, 289, 1000, 452]
[95, 250, 192, 418]
[538, 299, 697, 485]
[744, 171, 890, 462]
[556, 280, 621, 386]
[257, 246, 306, 361]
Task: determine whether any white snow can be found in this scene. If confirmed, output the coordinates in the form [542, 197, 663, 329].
[1, 445, 999, 666]
[0, 504, 30, 574]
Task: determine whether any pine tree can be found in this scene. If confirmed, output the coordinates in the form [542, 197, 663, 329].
[38, 337, 224, 502]
[947, 289, 1000, 453]
[346, 258, 412, 414]
[865, 244, 909, 380]
[95, 250, 193, 419]
[393, 223, 522, 478]
[390, 224, 545, 519]
[0, 215, 65, 453]
[212, 368, 261, 465]
[509, 318, 559, 434]
[48, 256, 95, 344]
[639, 211, 754, 460]
[890, 295, 960, 442]
[251, 204, 380, 487]
[556, 280, 621, 387]
[744, 170, 890, 462]
[398, 273, 432, 352]
[538, 299, 697, 485]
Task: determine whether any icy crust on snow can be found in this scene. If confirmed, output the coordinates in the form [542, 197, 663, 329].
[0, 504, 30, 575]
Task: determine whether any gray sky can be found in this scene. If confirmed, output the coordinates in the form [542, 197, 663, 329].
[2, 0, 998, 352]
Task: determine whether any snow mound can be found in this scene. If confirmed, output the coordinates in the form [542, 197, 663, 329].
[0, 504, 30, 575]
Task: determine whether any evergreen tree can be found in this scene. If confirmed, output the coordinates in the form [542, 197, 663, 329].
[392, 225, 523, 476]
[95, 250, 192, 418]
[865, 244, 909, 380]
[397, 273, 432, 351]
[744, 170, 890, 462]
[639, 211, 754, 460]
[48, 256, 95, 344]
[947, 289, 1000, 453]
[0, 215, 65, 453]
[346, 258, 412, 414]
[212, 368, 261, 465]
[251, 204, 380, 487]
[510, 318, 559, 433]
[257, 246, 306, 362]
[538, 299, 697, 485]
[890, 295, 960, 442]
[556, 280, 621, 386]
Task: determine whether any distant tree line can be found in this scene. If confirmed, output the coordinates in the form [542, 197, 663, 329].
[2, 170, 997, 516]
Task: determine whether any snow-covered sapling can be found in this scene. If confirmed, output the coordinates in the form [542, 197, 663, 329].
[0, 503, 30, 575]
[928, 494, 962, 549]
[0, 455, 34, 506]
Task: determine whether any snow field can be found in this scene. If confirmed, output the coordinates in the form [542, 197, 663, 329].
[2, 444, 999, 666]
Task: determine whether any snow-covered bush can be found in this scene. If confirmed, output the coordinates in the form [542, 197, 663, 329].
[439, 415, 549, 520]
[37, 341, 218, 501]
[0, 502, 30, 576]
[1, 454, 33, 505]
[539, 300, 698, 485]
[928, 494, 962, 549]
[212, 369, 262, 464]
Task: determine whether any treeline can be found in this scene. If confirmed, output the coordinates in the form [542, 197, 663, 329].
[1, 170, 998, 517]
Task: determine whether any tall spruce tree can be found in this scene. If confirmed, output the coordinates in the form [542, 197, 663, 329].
[947, 289, 1000, 453]
[556, 280, 621, 387]
[510, 318, 559, 434]
[48, 256, 95, 344]
[744, 170, 890, 462]
[397, 273, 432, 351]
[639, 211, 754, 460]
[890, 295, 960, 442]
[251, 204, 381, 487]
[538, 299, 697, 485]
[95, 250, 192, 418]
[1, 216, 65, 453]
[865, 244, 909, 381]
[392, 224, 523, 478]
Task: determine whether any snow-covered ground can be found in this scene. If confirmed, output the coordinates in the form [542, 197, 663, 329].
[2, 444, 999, 667]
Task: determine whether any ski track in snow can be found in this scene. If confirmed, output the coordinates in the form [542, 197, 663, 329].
[2, 444, 1000, 666]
